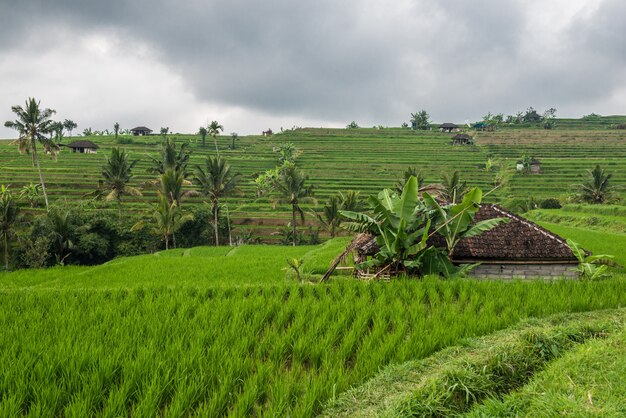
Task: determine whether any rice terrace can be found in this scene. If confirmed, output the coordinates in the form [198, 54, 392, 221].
[2, 1, 626, 416]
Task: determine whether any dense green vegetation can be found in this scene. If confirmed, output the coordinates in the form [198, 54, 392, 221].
[2, 126, 626, 242]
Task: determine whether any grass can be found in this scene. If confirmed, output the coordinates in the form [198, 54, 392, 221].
[2, 240, 626, 416]
[322, 309, 626, 417]
[467, 321, 626, 416]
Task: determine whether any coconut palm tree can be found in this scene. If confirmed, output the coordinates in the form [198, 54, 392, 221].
[440, 171, 467, 204]
[578, 165, 618, 204]
[0, 186, 20, 270]
[158, 168, 197, 206]
[114, 122, 120, 141]
[4, 98, 59, 210]
[198, 126, 208, 147]
[313, 194, 342, 238]
[148, 138, 191, 177]
[272, 164, 315, 246]
[194, 156, 240, 246]
[98, 147, 142, 214]
[133, 193, 192, 250]
[208, 121, 223, 156]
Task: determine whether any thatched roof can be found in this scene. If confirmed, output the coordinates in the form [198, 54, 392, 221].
[439, 123, 458, 128]
[450, 205, 576, 262]
[66, 140, 98, 149]
[130, 126, 152, 132]
[323, 204, 578, 279]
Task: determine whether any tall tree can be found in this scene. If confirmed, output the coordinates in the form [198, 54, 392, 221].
[114, 122, 120, 141]
[97, 147, 142, 214]
[4, 98, 59, 210]
[148, 138, 191, 176]
[272, 164, 315, 246]
[208, 121, 224, 156]
[160, 127, 169, 139]
[194, 156, 240, 246]
[63, 119, 77, 138]
[198, 126, 208, 147]
[133, 194, 192, 250]
[0, 186, 20, 270]
[578, 165, 617, 204]
[230, 132, 238, 149]
[410, 110, 430, 130]
[158, 168, 196, 206]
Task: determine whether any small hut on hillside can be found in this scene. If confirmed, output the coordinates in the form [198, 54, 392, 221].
[324, 205, 579, 280]
[439, 123, 459, 133]
[452, 133, 474, 146]
[130, 126, 153, 136]
[66, 140, 99, 154]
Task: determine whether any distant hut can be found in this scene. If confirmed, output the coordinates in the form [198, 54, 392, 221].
[452, 133, 473, 146]
[66, 140, 99, 154]
[130, 126, 153, 136]
[323, 205, 579, 280]
[262, 129, 273, 136]
[439, 123, 459, 133]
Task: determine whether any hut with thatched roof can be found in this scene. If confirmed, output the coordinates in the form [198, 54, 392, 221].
[439, 123, 459, 133]
[324, 205, 579, 280]
[130, 126, 153, 136]
[66, 140, 99, 154]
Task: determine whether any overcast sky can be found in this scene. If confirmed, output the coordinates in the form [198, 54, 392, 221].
[1, 0, 624, 137]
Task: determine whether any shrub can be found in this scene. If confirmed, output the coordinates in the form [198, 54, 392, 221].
[539, 198, 562, 209]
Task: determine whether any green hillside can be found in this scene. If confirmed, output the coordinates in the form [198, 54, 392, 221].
[2, 126, 625, 242]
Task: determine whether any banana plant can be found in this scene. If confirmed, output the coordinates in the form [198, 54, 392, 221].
[566, 239, 617, 280]
[423, 187, 509, 254]
[341, 176, 434, 275]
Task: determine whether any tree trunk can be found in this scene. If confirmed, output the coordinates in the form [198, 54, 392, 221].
[3, 231, 8, 271]
[213, 136, 220, 157]
[292, 205, 297, 246]
[165, 234, 169, 250]
[172, 233, 176, 249]
[32, 142, 50, 211]
[213, 200, 220, 246]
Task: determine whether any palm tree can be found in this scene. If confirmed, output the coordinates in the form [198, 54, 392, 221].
[198, 126, 208, 147]
[148, 138, 190, 177]
[394, 167, 424, 194]
[272, 164, 315, 246]
[4, 98, 59, 210]
[579, 165, 617, 204]
[440, 171, 468, 204]
[0, 186, 20, 270]
[313, 191, 364, 238]
[98, 147, 142, 214]
[133, 193, 192, 250]
[313, 194, 341, 238]
[208, 121, 224, 156]
[158, 168, 197, 206]
[194, 156, 240, 246]
[114, 122, 120, 141]
[160, 127, 169, 140]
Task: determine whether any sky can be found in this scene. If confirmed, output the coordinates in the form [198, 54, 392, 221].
[1, 0, 624, 138]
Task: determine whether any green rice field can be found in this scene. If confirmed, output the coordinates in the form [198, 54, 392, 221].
[2, 126, 626, 241]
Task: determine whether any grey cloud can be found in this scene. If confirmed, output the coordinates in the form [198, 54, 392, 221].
[1, 0, 625, 130]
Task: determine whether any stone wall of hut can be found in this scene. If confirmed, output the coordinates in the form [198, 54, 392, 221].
[469, 263, 578, 279]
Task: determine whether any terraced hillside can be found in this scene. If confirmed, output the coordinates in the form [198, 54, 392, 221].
[1, 128, 625, 241]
